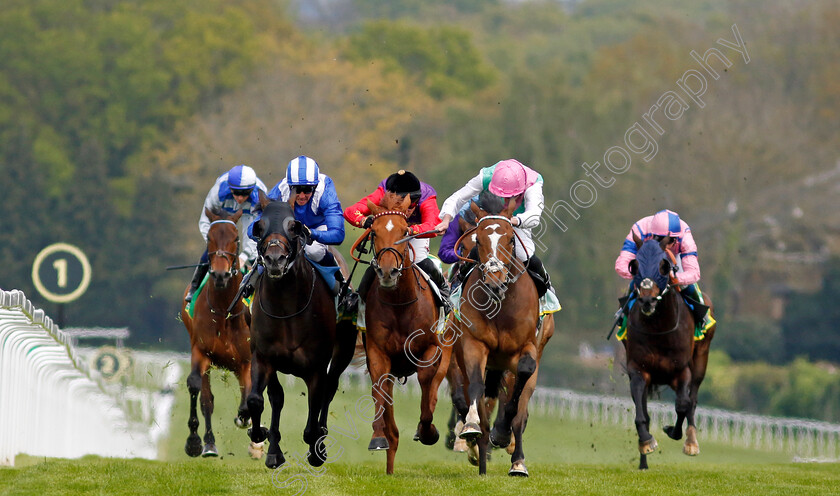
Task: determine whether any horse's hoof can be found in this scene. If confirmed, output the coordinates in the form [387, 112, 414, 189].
[234, 416, 252, 429]
[307, 448, 326, 467]
[265, 452, 286, 469]
[416, 424, 439, 446]
[509, 461, 529, 477]
[639, 436, 658, 455]
[683, 443, 700, 456]
[459, 423, 481, 441]
[248, 426, 269, 443]
[413, 430, 420, 442]
[201, 443, 219, 457]
[490, 428, 511, 449]
[663, 425, 682, 440]
[368, 437, 389, 451]
[249, 441, 265, 459]
[467, 443, 479, 466]
[185, 434, 202, 457]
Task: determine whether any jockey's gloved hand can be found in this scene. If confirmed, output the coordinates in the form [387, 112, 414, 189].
[238, 253, 250, 271]
[363, 216, 374, 229]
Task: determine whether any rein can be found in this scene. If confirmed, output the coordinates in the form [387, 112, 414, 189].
[256, 264, 317, 319]
[204, 218, 243, 318]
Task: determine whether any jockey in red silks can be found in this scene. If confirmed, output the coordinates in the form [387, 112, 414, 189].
[344, 170, 451, 313]
[614, 209, 713, 332]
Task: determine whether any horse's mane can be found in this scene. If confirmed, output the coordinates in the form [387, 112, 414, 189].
[477, 190, 506, 215]
[380, 191, 410, 212]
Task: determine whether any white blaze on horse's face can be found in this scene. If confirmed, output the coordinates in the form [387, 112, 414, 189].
[385, 219, 394, 232]
[484, 224, 502, 258]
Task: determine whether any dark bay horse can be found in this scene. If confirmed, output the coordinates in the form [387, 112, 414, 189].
[624, 234, 716, 469]
[180, 207, 252, 457]
[453, 198, 543, 476]
[246, 195, 358, 468]
[358, 193, 451, 474]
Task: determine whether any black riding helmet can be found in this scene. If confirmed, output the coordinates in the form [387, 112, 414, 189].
[385, 170, 422, 206]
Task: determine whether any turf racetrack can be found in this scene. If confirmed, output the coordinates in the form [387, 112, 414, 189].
[2, 370, 838, 495]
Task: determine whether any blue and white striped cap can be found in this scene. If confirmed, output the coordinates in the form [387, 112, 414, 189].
[227, 164, 257, 189]
[286, 156, 320, 186]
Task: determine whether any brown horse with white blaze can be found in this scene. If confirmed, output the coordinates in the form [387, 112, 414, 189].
[454, 198, 542, 476]
[624, 234, 716, 469]
[180, 207, 252, 457]
[358, 193, 451, 474]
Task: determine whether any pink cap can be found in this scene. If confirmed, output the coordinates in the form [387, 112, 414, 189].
[489, 159, 529, 197]
[650, 209, 681, 237]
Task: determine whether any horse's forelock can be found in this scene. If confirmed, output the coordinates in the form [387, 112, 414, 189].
[477, 190, 506, 215]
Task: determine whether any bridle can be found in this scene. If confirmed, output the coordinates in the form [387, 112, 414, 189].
[207, 219, 241, 279]
[205, 219, 245, 318]
[629, 248, 683, 335]
[457, 214, 526, 288]
[254, 228, 316, 319]
[360, 210, 416, 274]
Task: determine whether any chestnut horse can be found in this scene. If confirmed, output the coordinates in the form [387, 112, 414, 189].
[454, 198, 542, 476]
[181, 207, 251, 457]
[356, 193, 451, 474]
[624, 235, 716, 469]
[246, 195, 358, 468]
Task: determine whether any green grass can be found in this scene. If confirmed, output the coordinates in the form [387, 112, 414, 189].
[2, 370, 839, 496]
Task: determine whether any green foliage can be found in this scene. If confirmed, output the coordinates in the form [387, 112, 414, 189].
[781, 258, 840, 363]
[715, 316, 785, 363]
[343, 20, 495, 99]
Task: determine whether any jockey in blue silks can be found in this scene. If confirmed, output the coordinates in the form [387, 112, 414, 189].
[185, 164, 268, 302]
[244, 156, 346, 295]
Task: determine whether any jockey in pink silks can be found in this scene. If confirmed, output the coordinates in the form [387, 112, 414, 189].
[436, 159, 553, 298]
[614, 209, 714, 334]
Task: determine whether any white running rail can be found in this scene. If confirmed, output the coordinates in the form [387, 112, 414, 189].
[0, 289, 176, 466]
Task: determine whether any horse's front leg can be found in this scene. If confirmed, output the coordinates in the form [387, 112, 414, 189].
[664, 367, 692, 442]
[365, 345, 399, 473]
[628, 366, 656, 469]
[247, 354, 271, 460]
[265, 372, 285, 469]
[459, 341, 489, 475]
[304, 371, 329, 467]
[199, 369, 218, 457]
[414, 339, 451, 446]
[185, 350, 209, 457]
[234, 360, 252, 429]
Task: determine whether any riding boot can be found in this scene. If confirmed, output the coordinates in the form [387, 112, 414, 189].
[185, 258, 209, 303]
[356, 265, 376, 304]
[238, 263, 260, 300]
[526, 255, 552, 299]
[417, 258, 452, 315]
[681, 283, 711, 330]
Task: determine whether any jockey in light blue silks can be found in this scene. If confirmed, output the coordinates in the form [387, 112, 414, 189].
[186, 164, 268, 302]
[243, 156, 346, 295]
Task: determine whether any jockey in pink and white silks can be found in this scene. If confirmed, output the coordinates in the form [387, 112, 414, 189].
[614, 209, 713, 332]
[436, 159, 553, 298]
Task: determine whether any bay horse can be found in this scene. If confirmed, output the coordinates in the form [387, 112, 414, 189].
[356, 193, 451, 474]
[180, 207, 252, 457]
[246, 194, 358, 468]
[624, 234, 716, 469]
[453, 198, 543, 476]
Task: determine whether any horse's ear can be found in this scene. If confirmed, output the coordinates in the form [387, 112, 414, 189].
[629, 259, 638, 276]
[257, 189, 270, 210]
[659, 235, 673, 250]
[252, 218, 266, 240]
[205, 207, 220, 222]
[231, 209, 243, 223]
[659, 259, 672, 277]
[632, 231, 643, 249]
[470, 200, 484, 220]
[399, 194, 411, 212]
[458, 216, 470, 233]
[282, 217, 296, 237]
[502, 197, 517, 218]
[367, 199, 383, 215]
